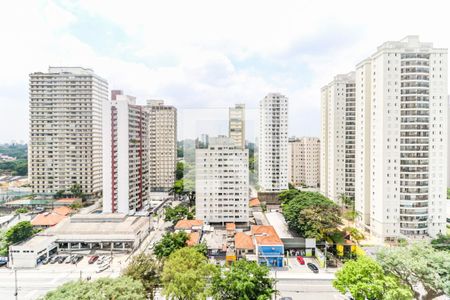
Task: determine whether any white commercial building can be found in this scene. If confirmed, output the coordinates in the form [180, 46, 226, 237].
[102, 91, 149, 214]
[146, 100, 177, 193]
[229, 104, 246, 149]
[355, 36, 448, 239]
[195, 136, 249, 224]
[258, 93, 289, 192]
[320, 73, 356, 202]
[288, 137, 320, 188]
[29, 67, 108, 196]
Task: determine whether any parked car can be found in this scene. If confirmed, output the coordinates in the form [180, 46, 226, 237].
[58, 256, 67, 264]
[97, 255, 107, 264]
[307, 262, 319, 273]
[65, 255, 74, 264]
[73, 255, 83, 264]
[296, 255, 305, 265]
[88, 255, 99, 264]
[42, 257, 50, 265]
[50, 256, 59, 264]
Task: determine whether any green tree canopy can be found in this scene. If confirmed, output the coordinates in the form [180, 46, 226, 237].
[161, 247, 217, 300]
[377, 242, 450, 299]
[153, 231, 189, 259]
[42, 276, 146, 300]
[0, 221, 37, 256]
[211, 260, 276, 300]
[431, 233, 450, 251]
[164, 204, 194, 224]
[333, 256, 413, 300]
[122, 252, 161, 299]
[69, 184, 83, 198]
[281, 191, 340, 238]
[297, 205, 342, 240]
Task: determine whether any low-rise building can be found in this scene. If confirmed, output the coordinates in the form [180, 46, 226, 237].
[174, 219, 204, 232]
[251, 225, 284, 267]
[9, 235, 58, 268]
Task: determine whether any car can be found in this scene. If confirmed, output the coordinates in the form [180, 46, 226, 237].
[58, 256, 67, 264]
[296, 255, 305, 265]
[65, 255, 74, 264]
[42, 257, 50, 265]
[50, 256, 59, 264]
[88, 255, 99, 264]
[279, 298, 293, 300]
[74, 255, 83, 264]
[97, 255, 107, 264]
[307, 262, 319, 273]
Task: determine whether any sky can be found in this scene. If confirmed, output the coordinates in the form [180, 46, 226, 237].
[1, 0, 450, 143]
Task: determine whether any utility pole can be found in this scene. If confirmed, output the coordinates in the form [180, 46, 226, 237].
[79, 270, 82, 280]
[14, 269, 18, 300]
[324, 241, 328, 271]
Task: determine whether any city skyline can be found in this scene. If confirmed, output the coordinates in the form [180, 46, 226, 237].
[2, 0, 450, 142]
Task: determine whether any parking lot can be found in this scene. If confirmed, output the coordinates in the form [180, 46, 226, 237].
[286, 256, 323, 273]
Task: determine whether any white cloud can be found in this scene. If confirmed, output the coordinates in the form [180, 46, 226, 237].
[1, 0, 450, 142]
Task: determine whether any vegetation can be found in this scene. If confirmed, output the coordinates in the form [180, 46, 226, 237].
[0, 143, 28, 176]
[211, 260, 276, 300]
[176, 161, 185, 180]
[42, 276, 146, 300]
[69, 184, 83, 198]
[431, 234, 450, 251]
[122, 253, 162, 299]
[377, 242, 450, 299]
[164, 204, 194, 224]
[14, 207, 30, 214]
[161, 247, 217, 300]
[280, 189, 342, 239]
[333, 256, 413, 300]
[0, 221, 39, 256]
[153, 231, 189, 259]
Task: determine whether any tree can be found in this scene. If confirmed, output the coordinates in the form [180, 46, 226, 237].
[333, 256, 413, 300]
[161, 247, 217, 300]
[0, 221, 36, 256]
[193, 242, 208, 257]
[54, 190, 66, 199]
[164, 204, 193, 224]
[211, 260, 276, 300]
[281, 191, 339, 238]
[43, 276, 146, 300]
[153, 231, 189, 259]
[431, 233, 450, 251]
[122, 252, 161, 299]
[14, 207, 29, 214]
[377, 243, 450, 299]
[69, 184, 83, 198]
[297, 205, 342, 240]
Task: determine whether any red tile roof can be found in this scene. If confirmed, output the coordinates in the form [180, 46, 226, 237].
[55, 198, 80, 204]
[174, 219, 203, 230]
[226, 223, 236, 231]
[31, 212, 66, 227]
[251, 225, 283, 246]
[187, 232, 200, 246]
[52, 206, 72, 216]
[235, 232, 254, 250]
[249, 198, 261, 207]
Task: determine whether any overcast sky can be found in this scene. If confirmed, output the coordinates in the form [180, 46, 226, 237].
[1, 0, 449, 143]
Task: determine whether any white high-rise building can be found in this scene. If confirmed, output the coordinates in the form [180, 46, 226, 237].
[258, 93, 289, 192]
[29, 67, 108, 196]
[195, 136, 249, 224]
[146, 100, 177, 192]
[355, 36, 448, 239]
[229, 104, 245, 149]
[102, 91, 149, 214]
[288, 137, 320, 188]
[320, 73, 356, 202]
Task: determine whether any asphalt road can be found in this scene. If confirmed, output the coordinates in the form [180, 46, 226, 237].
[275, 278, 344, 300]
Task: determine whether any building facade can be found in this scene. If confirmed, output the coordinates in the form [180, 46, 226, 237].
[320, 73, 356, 202]
[229, 104, 245, 149]
[195, 136, 249, 224]
[29, 67, 108, 196]
[258, 93, 289, 192]
[288, 137, 320, 188]
[103, 91, 149, 214]
[355, 36, 448, 239]
[146, 100, 177, 192]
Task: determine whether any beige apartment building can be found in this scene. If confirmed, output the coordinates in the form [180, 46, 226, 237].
[288, 137, 320, 188]
[229, 104, 245, 149]
[29, 67, 108, 196]
[146, 100, 177, 192]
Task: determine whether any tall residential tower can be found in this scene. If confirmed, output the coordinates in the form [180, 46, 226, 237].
[258, 93, 289, 192]
[355, 36, 448, 239]
[229, 104, 245, 149]
[102, 91, 149, 214]
[320, 73, 356, 202]
[29, 67, 108, 196]
[288, 137, 320, 188]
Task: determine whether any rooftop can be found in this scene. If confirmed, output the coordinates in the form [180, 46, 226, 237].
[187, 232, 200, 246]
[52, 206, 72, 216]
[226, 223, 236, 231]
[54, 198, 81, 204]
[251, 225, 283, 246]
[235, 232, 254, 250]
[12, 234, 57, 249]
[265, 211, 295, 239]
[249, 198, 261, 207]
[174, 219, 203, 230]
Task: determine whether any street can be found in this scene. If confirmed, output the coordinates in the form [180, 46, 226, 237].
[276, 278, 343, 300]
